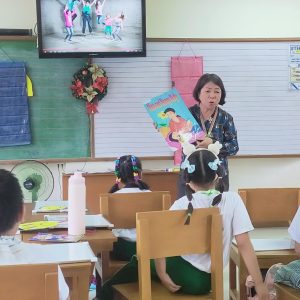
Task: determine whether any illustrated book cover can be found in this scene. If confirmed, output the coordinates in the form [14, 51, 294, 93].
[144, 88, 205, 151]
[29, 233, 83, 243]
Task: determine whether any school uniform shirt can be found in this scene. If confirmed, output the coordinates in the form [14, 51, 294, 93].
[288, 206, 300, 243]
[0, 236, 69, 300]
[112, 188, 151, 242]
[170, 191, 254, 273]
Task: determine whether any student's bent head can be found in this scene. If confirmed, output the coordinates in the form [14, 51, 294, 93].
[115, 155, 142, 185]
[0, 169, 24, 235]
[109, 155, 150, 193]
[193, 73, 226, 105]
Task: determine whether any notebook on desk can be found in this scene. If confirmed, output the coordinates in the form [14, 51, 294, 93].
[44, 214, 114, 228]
[233, 238, 295, 251]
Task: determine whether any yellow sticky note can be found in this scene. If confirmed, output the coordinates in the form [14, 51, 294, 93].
[19, 221, 58, 231]
[26, 75, 33, 97]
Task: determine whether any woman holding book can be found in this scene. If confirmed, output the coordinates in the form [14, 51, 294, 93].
[178, 73, 239, 197]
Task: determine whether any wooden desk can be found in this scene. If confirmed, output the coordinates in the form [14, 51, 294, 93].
[62, 171, 179, 213]
[229, 228, 298, 300]
[21, 204, 117, 300]
[275, 283, 300, 300]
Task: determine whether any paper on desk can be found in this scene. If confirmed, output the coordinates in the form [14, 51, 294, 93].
[233, 238, 295, 251]
[44, 214, 114, 228]
[0, 242, 97, 265]
[32, 200, 88, 213]
[32, 200, 68, 213]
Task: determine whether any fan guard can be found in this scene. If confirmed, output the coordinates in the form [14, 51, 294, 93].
[11, 160, 54, 203]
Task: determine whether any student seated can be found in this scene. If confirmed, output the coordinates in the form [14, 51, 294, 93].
[0, 169, 70, 300]
[109, 155, 150, 261]
[264, 206, 300, 298]
[98, 143, 269, 300]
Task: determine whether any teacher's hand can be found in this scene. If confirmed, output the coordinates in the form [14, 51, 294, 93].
[196, 137, 213, 149]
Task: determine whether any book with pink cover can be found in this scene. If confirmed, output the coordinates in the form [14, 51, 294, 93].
[144, 88, 205, 152]
[29, 233, 83, 243]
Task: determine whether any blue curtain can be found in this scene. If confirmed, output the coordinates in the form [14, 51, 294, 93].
[0, 62, 31, 146]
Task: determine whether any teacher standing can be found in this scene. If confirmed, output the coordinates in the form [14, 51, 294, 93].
[178, 73, 239, 197]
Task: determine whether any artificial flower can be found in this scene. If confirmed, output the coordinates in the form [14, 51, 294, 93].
[71, 63, 108, 114]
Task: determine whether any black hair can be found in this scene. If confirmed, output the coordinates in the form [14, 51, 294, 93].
[192, 73, 226, 106]
[183, 150, 224, 224]
[109, 155, 150, 193]
[0, 169, 23, 235]
[164, 107, 175, 114]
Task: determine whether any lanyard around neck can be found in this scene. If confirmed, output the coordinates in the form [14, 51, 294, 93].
[199, 107, 218, 138]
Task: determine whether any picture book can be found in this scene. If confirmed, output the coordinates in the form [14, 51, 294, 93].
[144, 88, 205, 151]
[29, 233, 83, 243]
[19, 221, 58, 231]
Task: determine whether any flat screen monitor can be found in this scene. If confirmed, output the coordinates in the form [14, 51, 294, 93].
[36, 0, 146, 58]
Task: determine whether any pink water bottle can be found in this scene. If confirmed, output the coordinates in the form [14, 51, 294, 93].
[68, 172, 86, 235]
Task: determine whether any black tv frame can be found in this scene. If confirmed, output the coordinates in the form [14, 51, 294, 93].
[36, 0, 146, 58]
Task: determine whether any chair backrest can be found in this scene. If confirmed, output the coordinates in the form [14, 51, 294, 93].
[136, 208, 223, 300]
[0, 263, 59, 300]
[99, 191, 171, 228]
[238, 188, 300, 227]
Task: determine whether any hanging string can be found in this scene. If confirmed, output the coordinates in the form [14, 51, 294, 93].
[177, 41, 197, 57]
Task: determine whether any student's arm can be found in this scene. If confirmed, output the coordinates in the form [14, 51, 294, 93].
[235, 232, 269, 300]
[91, 0, 96, 5]
[154, 258, 181, 293]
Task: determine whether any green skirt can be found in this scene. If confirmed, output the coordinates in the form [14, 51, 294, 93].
[99, 255, 211, 300]
[111, 237, 136, 261]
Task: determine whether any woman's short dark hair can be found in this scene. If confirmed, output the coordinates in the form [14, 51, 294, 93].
[0, 169, 23, 235]
[192, 73, 226, 105]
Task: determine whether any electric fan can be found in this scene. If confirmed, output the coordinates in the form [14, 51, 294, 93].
[11, 160, 54, 203]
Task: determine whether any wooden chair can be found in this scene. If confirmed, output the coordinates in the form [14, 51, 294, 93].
[113, 207, 223, 300]
[238, 188, 300, 227]
[0, 263, 59, 300]
[275, 283, 300, 300]
[97, 191, 172, 282]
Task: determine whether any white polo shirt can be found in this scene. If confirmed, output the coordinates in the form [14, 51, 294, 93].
[170, 191, 254, 273]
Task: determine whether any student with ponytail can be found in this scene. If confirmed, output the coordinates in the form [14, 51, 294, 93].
[99, 146, 269, 300]
[109, 155, 150, 261]
[154, 141, 268, 299]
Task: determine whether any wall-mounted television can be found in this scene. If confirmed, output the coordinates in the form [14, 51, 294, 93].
[36, 0, 146, 58]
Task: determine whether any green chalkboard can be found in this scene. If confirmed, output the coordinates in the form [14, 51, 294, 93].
[0, 39, 90, 161]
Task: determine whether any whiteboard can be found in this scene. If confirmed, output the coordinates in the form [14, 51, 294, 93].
[94, 41, 300, 158]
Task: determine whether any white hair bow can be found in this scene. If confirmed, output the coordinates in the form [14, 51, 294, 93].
[182, 140, 222, 158]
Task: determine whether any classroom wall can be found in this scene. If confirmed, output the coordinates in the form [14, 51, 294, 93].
[0, 0, 300, 200]
[2, 0, 300, 38]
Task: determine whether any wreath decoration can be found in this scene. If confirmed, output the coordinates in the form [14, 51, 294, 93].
[71, 63, 108, 114]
